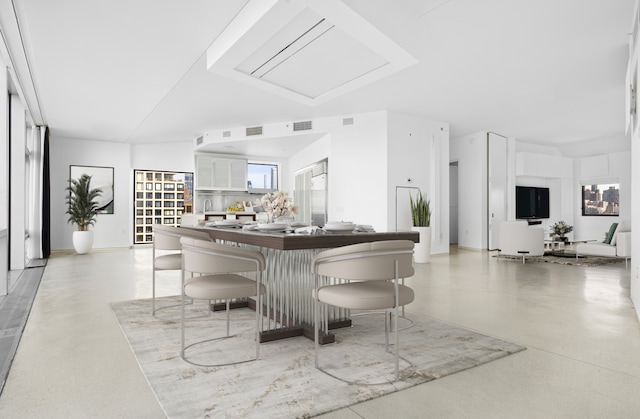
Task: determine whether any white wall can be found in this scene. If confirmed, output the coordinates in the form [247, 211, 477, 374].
[514, 143, 575, 239]
[288, 134, 330, 183]
[289, 110, 450, 245]
[632, 124, 640, 322]
[51, 138, 132, 250]
[53, 138, 299, 250]
[10, 95, 26, 269]
[449, 163, 458, 244]
[131, 142, 195, 172]
[329, 112, 388, 228]
[288, 111, 389, 229]
[450, 132, 487, 249]
[0, 61, 7, 295]
[573, 151, 631, 241]
[387, 111, 449, 254]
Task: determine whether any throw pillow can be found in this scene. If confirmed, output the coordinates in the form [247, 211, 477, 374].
[604, 223, 618, 244]
[611, 219, 630, 245]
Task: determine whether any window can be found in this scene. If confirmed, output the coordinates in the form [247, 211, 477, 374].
[133, 170, 193, 244]
[582, 183, 619, 216]
[247, 162, 279, 191]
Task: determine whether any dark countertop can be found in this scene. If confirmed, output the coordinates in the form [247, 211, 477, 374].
[182, 226, 419, 251]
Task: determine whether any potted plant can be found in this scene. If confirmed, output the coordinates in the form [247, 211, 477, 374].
[66, 174, 102, 254]
[550, 220, 573, 242]
[410, 192, 432, 263]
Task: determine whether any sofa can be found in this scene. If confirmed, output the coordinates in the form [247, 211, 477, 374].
[497, 220, 545, 263]
[575, 220, 631, 265]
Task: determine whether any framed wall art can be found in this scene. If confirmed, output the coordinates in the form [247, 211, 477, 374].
[70, 165, 114, 214]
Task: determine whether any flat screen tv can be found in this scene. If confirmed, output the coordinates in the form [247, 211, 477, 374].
[516, 186, 549, 219]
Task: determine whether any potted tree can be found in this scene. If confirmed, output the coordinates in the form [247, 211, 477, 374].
[66, 174, 102, 254]
[410, 192, 432, 263]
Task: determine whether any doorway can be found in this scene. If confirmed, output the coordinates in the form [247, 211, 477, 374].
[449, 161, 458, 245]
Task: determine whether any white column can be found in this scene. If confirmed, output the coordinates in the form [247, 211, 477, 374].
[10, 94, 26, 270]
[27, 126, 43, 259]
[0, 61, 7, 295]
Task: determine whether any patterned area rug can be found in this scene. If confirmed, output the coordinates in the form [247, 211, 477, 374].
[112, 297, 525, 418]
[496, 253, 626, 267]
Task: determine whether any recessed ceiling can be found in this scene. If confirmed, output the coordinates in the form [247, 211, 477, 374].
[206, 0, 417, 106]
[4, 0, 634, 153]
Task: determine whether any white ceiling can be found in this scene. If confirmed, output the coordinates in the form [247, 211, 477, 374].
[9, 0, 635, 157]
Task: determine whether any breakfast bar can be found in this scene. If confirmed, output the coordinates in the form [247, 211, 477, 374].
[184, 226, 419, 343]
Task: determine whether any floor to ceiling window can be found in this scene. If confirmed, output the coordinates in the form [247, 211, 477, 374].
[0, 89, 7, 296]
[133, 170, 193, 244]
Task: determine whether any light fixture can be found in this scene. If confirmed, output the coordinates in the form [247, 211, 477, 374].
[207, 0, 417, 106]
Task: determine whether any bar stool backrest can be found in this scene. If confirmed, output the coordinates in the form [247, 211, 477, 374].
[312, 240, 414, 280]
[153, 225, 211, 251]
[180, 237, 266, 275]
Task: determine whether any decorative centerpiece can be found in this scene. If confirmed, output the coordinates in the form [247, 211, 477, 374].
[259, 190, 297, 223]
[66, 174, 102, 254]
[550, 220, 573, 242]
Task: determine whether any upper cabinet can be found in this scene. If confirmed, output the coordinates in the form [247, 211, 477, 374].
[196, 155, 247, 191]
[516, 152, 572, 179]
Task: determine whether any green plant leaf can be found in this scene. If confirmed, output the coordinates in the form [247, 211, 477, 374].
[410, 192, 431, 227]
[65, 174, 103, 231]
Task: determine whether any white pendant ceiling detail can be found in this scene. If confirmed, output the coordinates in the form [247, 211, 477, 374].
[207, 0, 417, 106]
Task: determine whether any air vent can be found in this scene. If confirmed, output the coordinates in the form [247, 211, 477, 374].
[246, 126, 263, 136]
[342, 117, 354, 126]
[293, 121, 312, 131]
[311, 160, 328, 176]
[207, 2, 418, 106]
[222, 130, 231, 138]
[196, 136, 204, 145]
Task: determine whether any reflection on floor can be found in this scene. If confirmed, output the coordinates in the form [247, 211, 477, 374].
[0, 266, 44, 395]
[0, 246, 639, 418]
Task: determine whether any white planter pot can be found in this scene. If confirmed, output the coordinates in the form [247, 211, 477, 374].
[411, 226, 432, 263]
[72, 230, 94, 254]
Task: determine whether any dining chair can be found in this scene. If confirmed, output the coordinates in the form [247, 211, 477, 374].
[180, 237, 266, 367]
[312, 240, 416, 384]
[152, 225, 212, 318]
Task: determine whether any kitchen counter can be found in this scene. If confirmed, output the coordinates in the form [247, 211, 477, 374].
[185, 226, 419, 250]
[203, 211, 256, 221]
[182, 226, 419, 343]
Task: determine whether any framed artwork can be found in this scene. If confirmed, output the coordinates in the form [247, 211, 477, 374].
[70, 165, 114, 214]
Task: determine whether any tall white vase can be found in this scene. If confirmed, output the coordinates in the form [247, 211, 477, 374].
[72, 230, 94, 254]
[411, 226, 432, 263]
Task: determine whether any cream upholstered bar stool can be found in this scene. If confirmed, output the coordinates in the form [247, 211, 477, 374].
[152, 225, 212, 318]
[180, 237, 266, 367]
[312, 240, 416, 384]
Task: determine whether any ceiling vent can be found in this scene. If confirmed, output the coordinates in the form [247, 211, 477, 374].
[207, 1, 417, 106]
[196, 136, 204, 145]
[342, 117, 354, 126]
[246, 126, 263, 136]
[222, 130, 231, 138]
[293, 120, 312, 131]
[234, 8, 388, 101]
[311, 159, 328, 176]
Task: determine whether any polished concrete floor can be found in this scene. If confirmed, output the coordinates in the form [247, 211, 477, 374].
[0, 246, 638, 418]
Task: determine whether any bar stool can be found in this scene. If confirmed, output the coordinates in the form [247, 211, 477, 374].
[152, 225, 211, 318]
[180, 237, 266, 367]
[312, 240, 416, 384]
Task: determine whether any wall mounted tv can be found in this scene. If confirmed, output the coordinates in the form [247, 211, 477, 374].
[516, 186, 549, 219]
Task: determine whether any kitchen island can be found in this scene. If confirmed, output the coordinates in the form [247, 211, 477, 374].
[183, 226, 419, 343]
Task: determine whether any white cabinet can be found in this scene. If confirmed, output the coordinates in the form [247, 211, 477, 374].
[196, 155, 247, 191]
[516, 152, 572, 179]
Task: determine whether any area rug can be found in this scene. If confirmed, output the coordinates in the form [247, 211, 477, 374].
[496, 253, 626, 267]
[111, 297, 525, 418]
